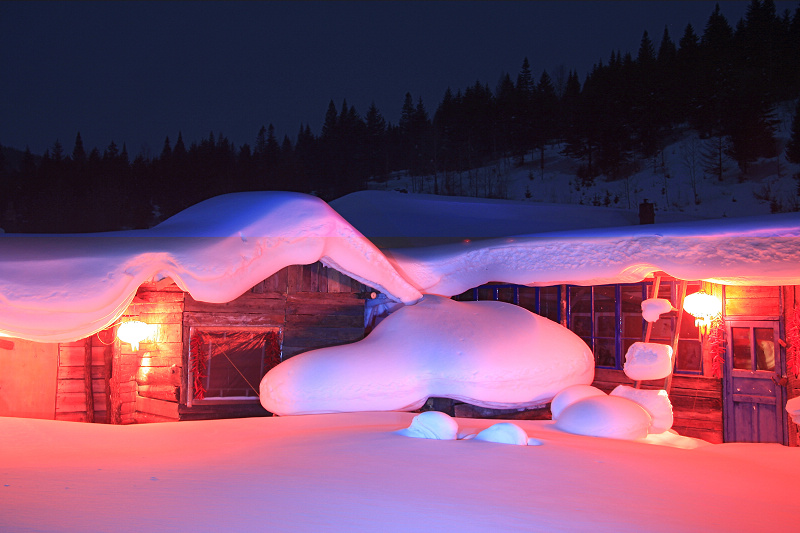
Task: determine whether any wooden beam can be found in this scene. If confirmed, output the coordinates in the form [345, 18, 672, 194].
[103, 334, 114, 419]
[84, 337, 94, 423]
[135, 394, 179, 419]
[636, 275, 662, 389]
[665, 280, 688, 393]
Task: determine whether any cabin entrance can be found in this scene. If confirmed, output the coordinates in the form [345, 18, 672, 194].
[723, 320, 787, 444]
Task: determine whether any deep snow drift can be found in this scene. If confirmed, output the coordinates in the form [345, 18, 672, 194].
[261, 295, 594, 415]
[2, 412, 799, 533]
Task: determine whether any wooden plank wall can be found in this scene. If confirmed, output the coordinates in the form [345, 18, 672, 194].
[593, 368, 724, 443]
[181, 263, 367, 419]
[282, 293, 366, 358]
[55, 263, 369, 423]
[55, 333, 113, 423]
[724, 285, 781, 317]
[127, 281, 185, 423]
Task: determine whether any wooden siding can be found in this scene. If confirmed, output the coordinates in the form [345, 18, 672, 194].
[724, 285, 781, 317]
[55, 335, 113, 423]
[593, 368, 723, 443]
[179, 263, 368, 420]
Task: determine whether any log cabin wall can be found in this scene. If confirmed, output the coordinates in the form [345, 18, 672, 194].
[54, 262, 370, 423]
[180, 262, 368, 420]
[55, 333, 114, 423]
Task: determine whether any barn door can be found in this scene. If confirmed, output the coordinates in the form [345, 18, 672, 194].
[723, 321, 787, 444]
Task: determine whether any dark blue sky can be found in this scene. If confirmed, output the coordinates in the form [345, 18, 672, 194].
[1, 1, 793, 156]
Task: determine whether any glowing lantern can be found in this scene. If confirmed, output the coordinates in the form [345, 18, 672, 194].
[682, 292, 722, 334]
[117, 320, 156, 351]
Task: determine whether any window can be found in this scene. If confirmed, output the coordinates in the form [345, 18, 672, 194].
[453, 285, 561, 323]
[187, 327, 281, 406]
[731, 324, 777, 372]
[455, 281, 703, 375]
[568, 285, 624, 368]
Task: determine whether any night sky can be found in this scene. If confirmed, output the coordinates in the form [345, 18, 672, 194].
[1, 1, 792, 156]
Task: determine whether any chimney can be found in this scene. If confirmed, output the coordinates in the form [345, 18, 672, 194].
[639, 199, 654, 225]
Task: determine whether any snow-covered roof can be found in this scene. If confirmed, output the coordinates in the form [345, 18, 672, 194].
[0, 192, 421, 342]
[1, 190, 799, 342]
[330, 190, 702, 247]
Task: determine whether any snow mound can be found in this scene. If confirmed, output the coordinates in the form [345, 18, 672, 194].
[610, 385, 674, 434]
[0, 192, 422, 342]
[641, 298, 673, 322]
[396, 411, 459, 440]
[260, 295, 595, 415]
[554, 395, 653, 440]
[787, 397, 800, 425]
[623, 342, 673, 381]
[550, 384, 607, 420]
[473, 422, 541, 446]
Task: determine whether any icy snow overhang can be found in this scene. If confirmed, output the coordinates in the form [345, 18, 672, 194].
[380, 211, 800, 297]
[0, 192, 422, 342]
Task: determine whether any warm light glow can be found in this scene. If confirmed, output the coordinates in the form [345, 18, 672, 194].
[683, 292, 722, 333]
[117, 320, 156, 351]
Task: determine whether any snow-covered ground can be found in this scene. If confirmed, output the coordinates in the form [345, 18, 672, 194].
[2, 412, 798, 532]
[365, 113, 800, 221]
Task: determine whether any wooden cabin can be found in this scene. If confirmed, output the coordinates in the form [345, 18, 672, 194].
[0, 262, 372, 424]
[454, 276, 799, 446]
[2, 262, 797, 447]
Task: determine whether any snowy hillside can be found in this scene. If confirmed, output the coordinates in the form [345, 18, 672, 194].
[366, 110, 800, 221]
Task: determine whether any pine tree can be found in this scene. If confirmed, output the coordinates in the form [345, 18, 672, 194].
[696, 4, 734, 136]
[72, 132, 86, 165]
[495, 73, 517, 163]
[677, 23, 701, 124]
[365, 101, 387, 180]
[534, 70, 558, 176]
[786, 99, 800, 164]
[160, 136, 172, 161]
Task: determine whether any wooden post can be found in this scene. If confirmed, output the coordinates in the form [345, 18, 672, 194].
[665, 280, 688, 393]
[636, 275, 662, 389]
[83, 336, 94, 423]
[103, 333, 114, 422]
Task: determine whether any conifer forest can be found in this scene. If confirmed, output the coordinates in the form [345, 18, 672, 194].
[2, 1, 800, 233]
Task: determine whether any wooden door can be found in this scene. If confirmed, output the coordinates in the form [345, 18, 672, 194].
[724, 321, 787, 444]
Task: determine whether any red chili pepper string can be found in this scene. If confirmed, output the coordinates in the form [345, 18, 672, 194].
[708, 315, 725, 379]
[190, 334, 208, 400]
[264, 330, 281, 372]
[786, 308, 800, 379]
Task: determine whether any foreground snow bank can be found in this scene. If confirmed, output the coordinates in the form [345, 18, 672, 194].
[261, 296, 594, 415]
[2, 413, 798, 532]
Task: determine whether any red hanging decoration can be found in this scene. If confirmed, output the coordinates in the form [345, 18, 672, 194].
[264, 330, 282, 373]
[190, 333, 208, 400]
[707, 315, 725, 378]
[786, 307, 800, 379]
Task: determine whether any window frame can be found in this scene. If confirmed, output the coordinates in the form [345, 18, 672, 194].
[455, 280, 703, 375]
[186, 325, 282, 408]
